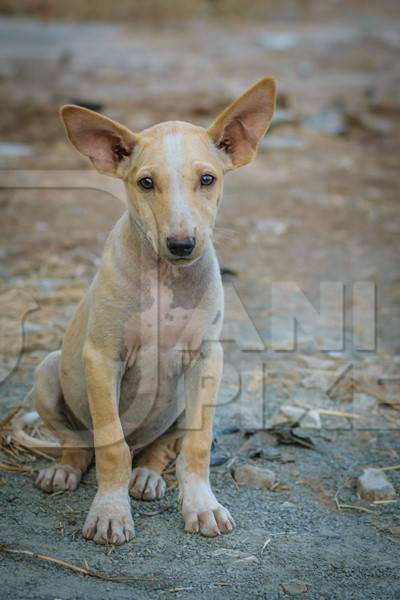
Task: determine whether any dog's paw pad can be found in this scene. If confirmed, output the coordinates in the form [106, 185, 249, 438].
[83, 490, 134, 545]
[35, 464, 81, 493]
[83, 519, 134, 545]
[183, 504, 235, 537]
[129, 467, 166, 501]
[213, 507, 236, 534]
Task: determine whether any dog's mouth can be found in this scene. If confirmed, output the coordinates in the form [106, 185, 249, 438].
[165, 254, 200, 267]
[160, 248, 202, 267]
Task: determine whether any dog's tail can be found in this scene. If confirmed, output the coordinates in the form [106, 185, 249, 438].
[12, 410, 62, 458]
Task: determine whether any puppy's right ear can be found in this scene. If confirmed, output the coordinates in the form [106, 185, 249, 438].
[60, 105, 137, 177]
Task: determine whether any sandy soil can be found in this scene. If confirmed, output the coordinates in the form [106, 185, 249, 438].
[0, 6, 400, 599]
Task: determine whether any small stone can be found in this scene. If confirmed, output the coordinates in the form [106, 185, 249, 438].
[281, 580, 309, 594]
[262, 447, 282, 461]
[280, 450, 296, 463]
[387, 525, 400, 536]
[238, 431, 277, 457]
[233, 464, 276, 490]
[357, 468, 396, 502]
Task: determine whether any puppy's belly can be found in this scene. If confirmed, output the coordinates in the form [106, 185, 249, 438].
[119, 348, 186, 452]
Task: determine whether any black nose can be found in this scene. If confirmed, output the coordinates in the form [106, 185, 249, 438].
[167, 236, 196, 257]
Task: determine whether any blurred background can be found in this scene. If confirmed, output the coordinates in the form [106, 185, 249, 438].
[0, 2, 400, 597]
[1, 0, 399, 367]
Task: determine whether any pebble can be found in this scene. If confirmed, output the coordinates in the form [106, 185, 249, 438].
[262, 447, 282, 461]
[280, 450, 296, 463]
[357, 468, 396, 501]
[238, 431, 277, 457]
[281, 580, 309, 594]
[233, 464, 276, 490]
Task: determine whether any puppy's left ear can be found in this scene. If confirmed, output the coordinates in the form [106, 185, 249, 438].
[208, 77, 276, 168]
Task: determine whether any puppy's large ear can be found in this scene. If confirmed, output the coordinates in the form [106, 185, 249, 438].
[60, 105, 137, 176]
[208, 77, 276, 168]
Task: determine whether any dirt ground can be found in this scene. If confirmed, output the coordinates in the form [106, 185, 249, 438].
[0, 3, 400, 599]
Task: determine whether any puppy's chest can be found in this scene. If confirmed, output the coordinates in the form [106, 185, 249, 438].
[120, 277, 207, 433]
[123, 275, 208, 367]
[119, 267, 213, 443]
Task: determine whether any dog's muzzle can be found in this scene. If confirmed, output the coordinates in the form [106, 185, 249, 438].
[166, 236, 196, 258]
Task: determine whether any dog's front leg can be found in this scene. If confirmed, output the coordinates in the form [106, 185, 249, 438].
[177, 342, 235, 537]
[82, 343, 134, 545]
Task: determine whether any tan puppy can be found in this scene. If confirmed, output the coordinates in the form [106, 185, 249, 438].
[28, 78, 276, 544]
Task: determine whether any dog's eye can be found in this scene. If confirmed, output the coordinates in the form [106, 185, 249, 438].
[200, 174, 215, 186]
[138, 177, 154, 190]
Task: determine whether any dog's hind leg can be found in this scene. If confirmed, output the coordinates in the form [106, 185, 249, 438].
[32, 351, 93, 493]
[129, 432, 182, 501]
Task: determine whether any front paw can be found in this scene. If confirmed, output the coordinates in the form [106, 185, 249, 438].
[184, 505, 235, 537]
[35, 464, 81, 493]
[129, 467, 166, 501]
[180, 476, 235, 537]
[83, 488, 134, 545]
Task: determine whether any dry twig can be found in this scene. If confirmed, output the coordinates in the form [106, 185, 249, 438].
[379, 464, 400, 472]
[0, 461, 33, 473]
[0, 543, 157, 584]
[260, 537, 271, 555]
[336, 503, 376, 514]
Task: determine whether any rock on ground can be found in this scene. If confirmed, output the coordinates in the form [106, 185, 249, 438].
[281, 580, 309, 595]
[357, 468, 396, 502]
[233, 464, 276, 489]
